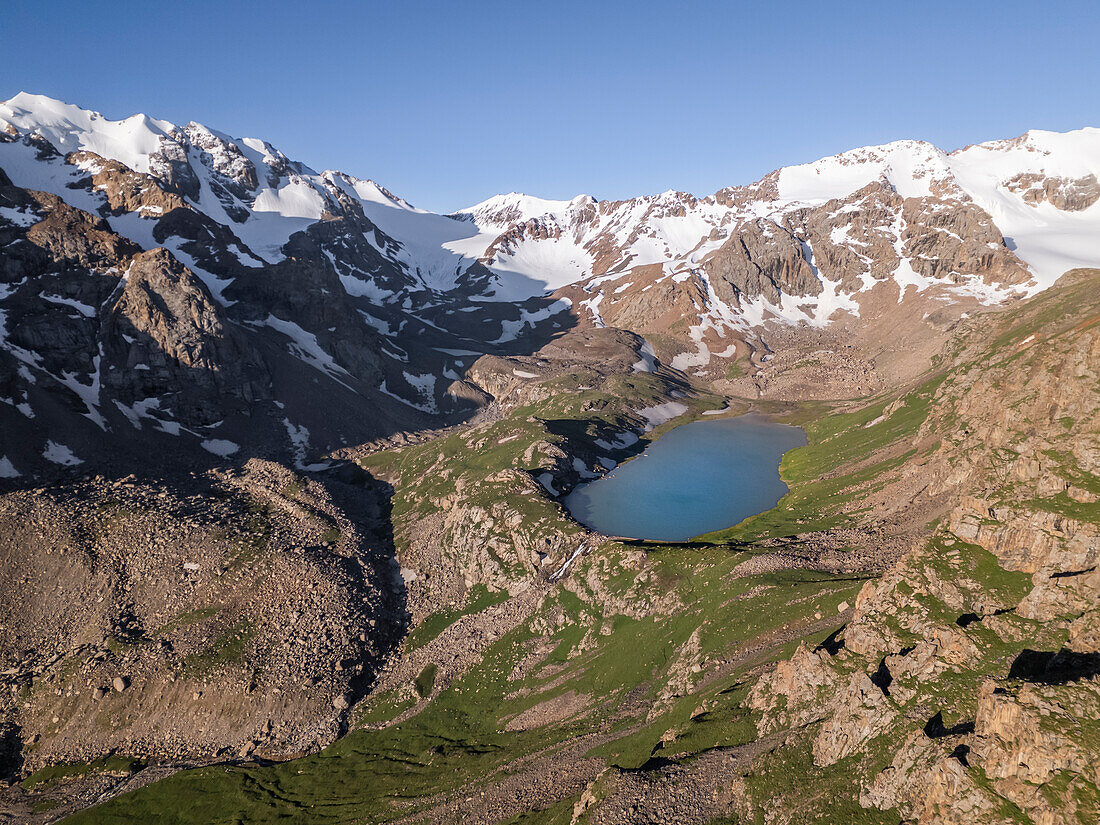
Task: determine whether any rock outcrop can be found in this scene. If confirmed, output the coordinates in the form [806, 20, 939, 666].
[102, 248, 270, 422]
[742, 269, 1100, 824]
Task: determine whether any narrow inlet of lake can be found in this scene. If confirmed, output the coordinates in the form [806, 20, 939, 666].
[563, 414, 806, 541]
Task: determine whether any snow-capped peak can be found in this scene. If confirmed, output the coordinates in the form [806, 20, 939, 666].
[455, 191, 588, 232]
[775, 139, 954, 205]
[326, 171, 417, 212]
[951, 127, 1100, 180]
[1, 92, 176, 175]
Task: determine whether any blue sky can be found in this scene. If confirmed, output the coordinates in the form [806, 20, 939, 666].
[5, 0, 1099, 212]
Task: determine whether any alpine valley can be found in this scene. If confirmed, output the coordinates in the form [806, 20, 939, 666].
[0, 93, 1098, 825]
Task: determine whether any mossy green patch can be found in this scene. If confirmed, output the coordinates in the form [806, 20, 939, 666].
[414, 663, 438, 698]
[23, 756, 145, 791]
[184, 620, 256, 674]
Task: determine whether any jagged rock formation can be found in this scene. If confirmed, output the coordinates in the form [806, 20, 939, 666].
[1004, 172, 1100, 211]
[103, 248, 270, 422]
[743, 270, 1100, 824]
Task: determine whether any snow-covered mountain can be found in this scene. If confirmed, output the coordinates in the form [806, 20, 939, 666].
[455, 130, 1100, 374]
[469, 134, 1099, 309]
[3, 91, 1100, 479]
[7, 94, 1099, 309]
[0, 93, 576, 478]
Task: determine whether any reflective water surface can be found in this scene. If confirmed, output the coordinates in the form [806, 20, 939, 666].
[564, 414, 806, 541]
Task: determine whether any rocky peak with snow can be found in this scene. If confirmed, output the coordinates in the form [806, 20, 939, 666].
[452, 192, 591, 232]
[3, 92, 1100, 479]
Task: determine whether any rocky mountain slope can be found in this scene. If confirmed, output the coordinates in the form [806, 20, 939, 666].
[0, 94, 572, 480]
[4, 93, 1100, 479]
[0, 91, 1097, 824]
[741, 269, 1099, 823]
[1, 460, 402, 765]
[36, 268, 1097, 825]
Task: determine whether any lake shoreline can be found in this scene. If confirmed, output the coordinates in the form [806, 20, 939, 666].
[563, 413, 807, 542]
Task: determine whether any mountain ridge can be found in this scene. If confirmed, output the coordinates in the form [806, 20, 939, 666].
[7, 92, 1100, 298]
[3, 91, 1100, 481]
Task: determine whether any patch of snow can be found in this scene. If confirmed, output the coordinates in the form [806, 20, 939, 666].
[41, 293, 96, 318]
[282, 418, 329, 471]
[339, 272, 390, 301]
[435, 347, 481, 356]
[379, 373, 438, 413]
[636, 401, 688, 430]
[0, 206, 38, 226]
[112, 397, 161, 429]
[632, 339, 658, 373]
[200, 438, 239, 457]
[263, 315, 353, 388]
[42, 440, 82, 465]
[580, 293, 605, 328]
[487, 298, 572, 342]
[594, 431, 640, 451]
[358, 310, 391, 335]
[154, 420, 185, 436]
[403, 371, 438, 413]
[671, 345, 711, 371]
[229, 244, 265, 268]
[58, 354, 105, 430]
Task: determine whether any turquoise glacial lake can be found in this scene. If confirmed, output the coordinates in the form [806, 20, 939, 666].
[564, 414, 806, 541]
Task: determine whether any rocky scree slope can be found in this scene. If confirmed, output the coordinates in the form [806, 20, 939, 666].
[0, 457, 407, 821]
